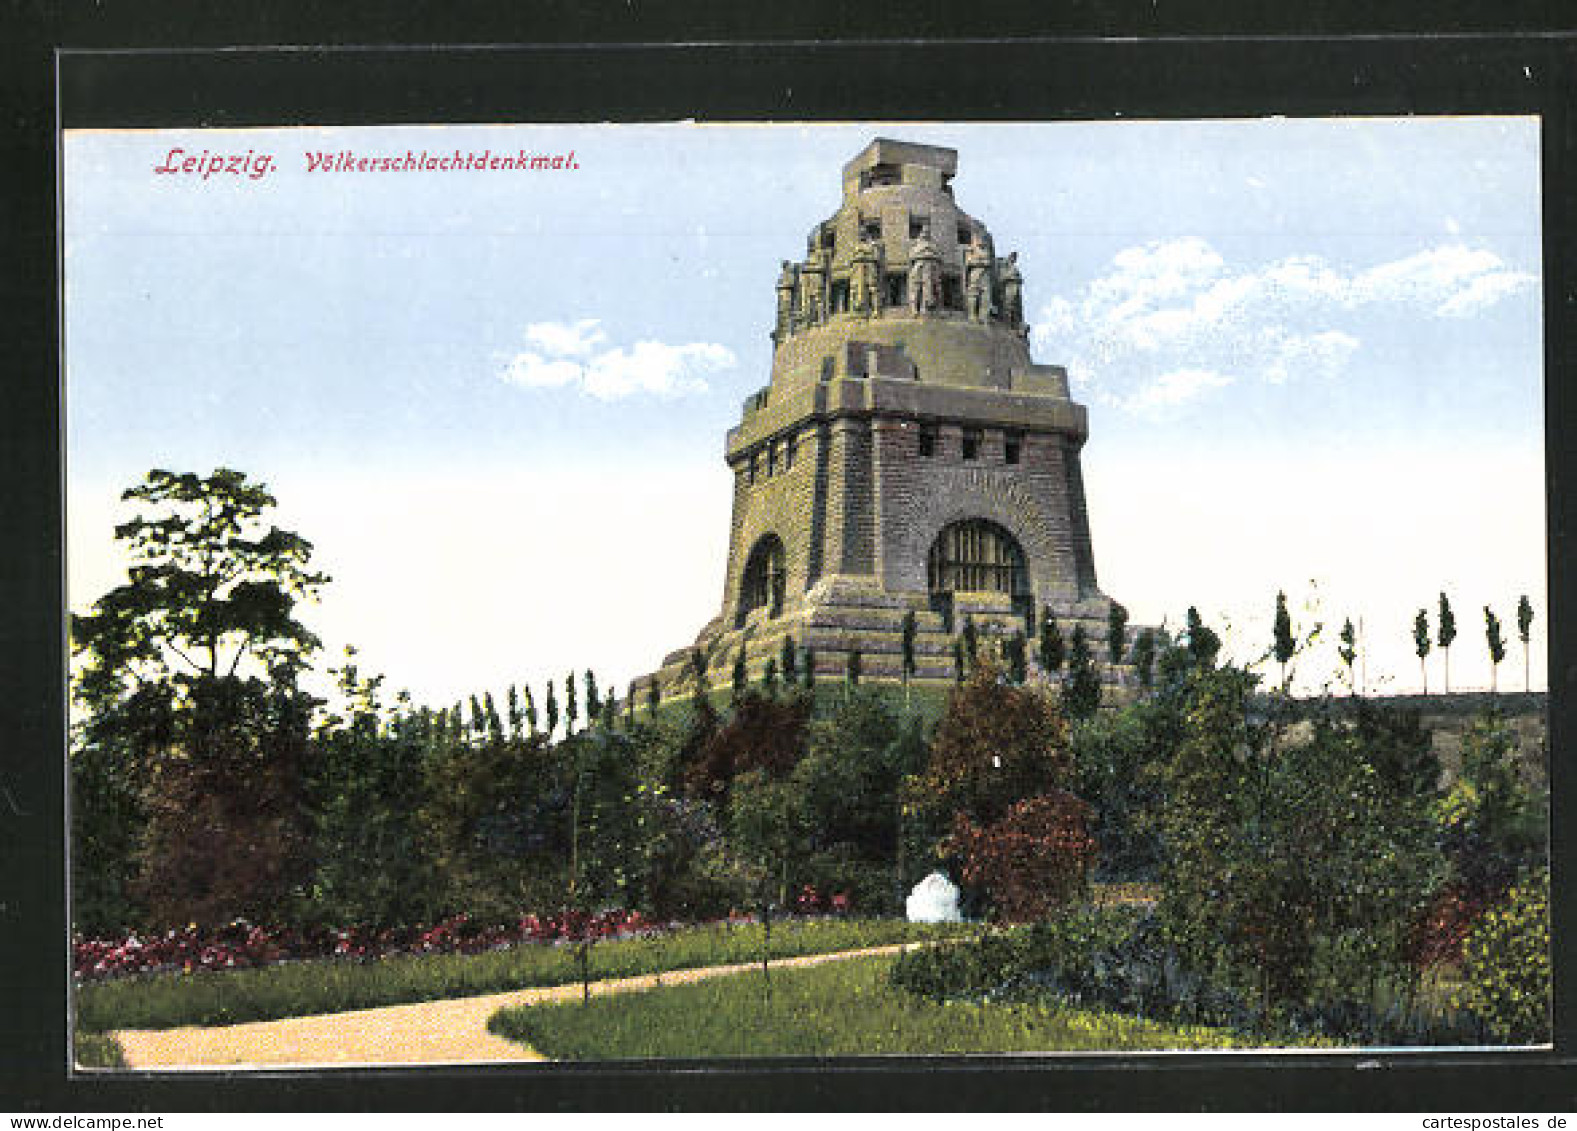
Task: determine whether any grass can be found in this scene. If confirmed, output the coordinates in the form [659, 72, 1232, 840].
[76, 917, 970, 1033]
[73, 1031, 127, 1069]
[488, 952, 1326, 1058]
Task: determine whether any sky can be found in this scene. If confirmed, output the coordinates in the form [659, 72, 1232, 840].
[63, 119, 1547, 707]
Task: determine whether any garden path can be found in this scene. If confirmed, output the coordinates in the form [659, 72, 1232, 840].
[110, 943, 915, 1068]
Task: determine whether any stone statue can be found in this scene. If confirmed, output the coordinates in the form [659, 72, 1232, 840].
[774, 260, 799, 337]
[998, 251, 1023, 325]
[965, 243, 993, 322]
[907, 236, 941, 315]
[799, 248, 829, 325]
[850, 238, 882, 316]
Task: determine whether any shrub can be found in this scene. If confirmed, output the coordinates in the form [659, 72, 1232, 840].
[948, 792, 1095, 921]
[1456, 869, 1550, 1044]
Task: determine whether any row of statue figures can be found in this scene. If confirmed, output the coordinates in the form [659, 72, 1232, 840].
[773, 236, 1025, 339]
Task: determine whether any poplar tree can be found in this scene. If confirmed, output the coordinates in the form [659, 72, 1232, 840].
[900, 610, 918, 697]
[1006, 630, 1028, 685]
[732, 645, 748, 702]
[1413, 609, 1431, 695]
[846, 649, 862, 688]
[523, 684, 538, 735]
[646, 678, 660, 717]
[1517, 595, 1535, 692]
[1185, 606, 1221, 667]
[781, 633, 799, 685]
[763, 657, 779, 695]
[1106, 600, 1130, 672]
[1038, 608, 1065, 683]
[1131, 627, 1157, 691]
[1064, 624, 1101, 720]
[565, 670, 579, 735]
[802, 647, 817, 692]
[585, 670, 601, 724]
[962, 616, 980, 671]
[1438, 593, 1458, 693]
[1272, 591, 1295, 691]
[1338, 618, 1358, 695]
[952, 639, 966, 684]
[1485, 606, 1506, 693]
[546, 679, 560, 738]
[506, 685, 523, 740]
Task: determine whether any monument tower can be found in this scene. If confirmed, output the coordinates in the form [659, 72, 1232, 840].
[650, 138, 1127, 694]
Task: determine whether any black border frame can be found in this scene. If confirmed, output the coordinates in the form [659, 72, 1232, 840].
[7, 6, 1575, 1113]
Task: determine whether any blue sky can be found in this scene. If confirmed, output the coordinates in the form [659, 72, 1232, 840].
[65, 119, 1546, 704]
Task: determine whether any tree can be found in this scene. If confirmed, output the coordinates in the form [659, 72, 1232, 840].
[762, 656, 779, 695]
[951, 639, 966, 684]
[961, 616, 980, 672]
[846, 649, 862, 688]
[687, 647, 709, 702]
[523, 684, 539, 735]
[585, 670, 601, 724]
[565, 670, 579, 735]
[731, 645, 748, 703]
[1064, 624, 1101, 721]
[1039, 608, 1065, 683]
[1184, 606, 1221, 667]
[1130, 628, 1157, 691]
[1005, 630, 1028, 685]
[802, 647, 817, 691]
[646, 677, 661, 717]
[1517, 595, 1535, 692]
[1339, 618, 1358, 695]
[545, 679, 560, 738]
[70, 469, 325, 929]
[1272, 590, 1295, 691]
[1484, 607, 1506, 693]
[900, 610, 918, 699]
[1106, 601, 1130, 672]
[1438, 592, 1458, 693]
[1414, 609, 1432, 695]
[781, 633, 799, 686]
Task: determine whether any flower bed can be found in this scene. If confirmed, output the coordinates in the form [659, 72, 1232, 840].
[73, 908, 661, 983]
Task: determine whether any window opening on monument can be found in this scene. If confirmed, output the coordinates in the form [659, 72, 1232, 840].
[767, 442, 778, 476]
[957, 226, 972, 245]
[865, 163, 900, 189]
[962, 428, 981, 460]
[919, 423, 937, 457]
[941, 275, 963, 311]
[738, 535, 787, 624]
[1004, 431, 1022, 465]
[909, 216, 929, 239]
[784, 433, 796, 470]
[748, 453, 759, 484]
[861, 219, 881, 242]
[927, 520, 1027, 596]
[886, 272, 906, 309]
[820, 357, 835, 383]
[830, 279, 849, 314]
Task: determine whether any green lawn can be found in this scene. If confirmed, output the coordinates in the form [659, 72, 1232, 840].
[488, 952, 1323, 1058]
[76, 918, 968, 1033]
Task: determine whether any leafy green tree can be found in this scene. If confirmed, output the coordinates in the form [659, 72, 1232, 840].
[1414, 609, 1432, 695]
[762, 656, 779, 695]
[687, 647, 709, 702]
[565, 670, 579, 735]
[961, 615, 979, 672]
[585, 670, 601, 724]
[802, 647, 817, 691]
[846, 649, 862, 688]
[1063, 624, 1101, 721]
[545, 679, 560, 739]
[1516, 595, 1535, 692]
[1484, 607, 1506, 693]
[505, 685, 523, 740]
[1338, 618, 1358, 695]
[1436, 709, 1546, 902]
[1456, 869, 1550, 1044]
[1184, 606, 1221, 667]
[70, 469, 325, 929]
[952, 639, 965, 684]
[1106, 601, 1130, 672]
[1272, 590, 1295, 690]
[1438, 592, 1458, 693]
[646, 677, 661, 716]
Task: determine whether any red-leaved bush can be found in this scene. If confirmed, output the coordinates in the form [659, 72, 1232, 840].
[949, 791, 1096, 922]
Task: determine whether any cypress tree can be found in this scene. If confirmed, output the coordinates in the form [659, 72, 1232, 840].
[1039, 608, 1065, 682]
[781, 633, 798, 685]
[1006, 629, 1028, 685]
[1413, 609, 1431, 695]
[565, 670, 579, 735]
[1485, 606, 1506, 693]
[1338, 618, 1358, 695]
[1438, 592, 1458, 693]
[900, 610, 918, 692]
[732, 645, 748, 702]
[1272, 590, 1295, 691]
[1065, 624, 1101, 720]
[546, 680, 560, 739]
[846, 649, 862, 688]
[1517, 595, 1535, 692]
[523, 684, 538, 735]
[1106, 600, 1130, 671]
[585, 670, 600, 723]
[763, 656, 779, 695]
[1131, 627, 1157, 690]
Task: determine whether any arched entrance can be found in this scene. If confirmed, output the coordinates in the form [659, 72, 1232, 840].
[926, 519, 1031, 631]
[737, 534, 787, 625]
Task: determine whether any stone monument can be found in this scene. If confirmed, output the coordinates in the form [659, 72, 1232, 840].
[646, 138, 1130, 695]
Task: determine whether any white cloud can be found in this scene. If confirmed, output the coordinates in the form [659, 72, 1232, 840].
[522, 318, 608, 357]
[1114, 368, 1233, 415]
[501, 322, 735, 400]
[1034, 238, 1535, 415]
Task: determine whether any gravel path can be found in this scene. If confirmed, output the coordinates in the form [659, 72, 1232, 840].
[109, 943, 914, 1068]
